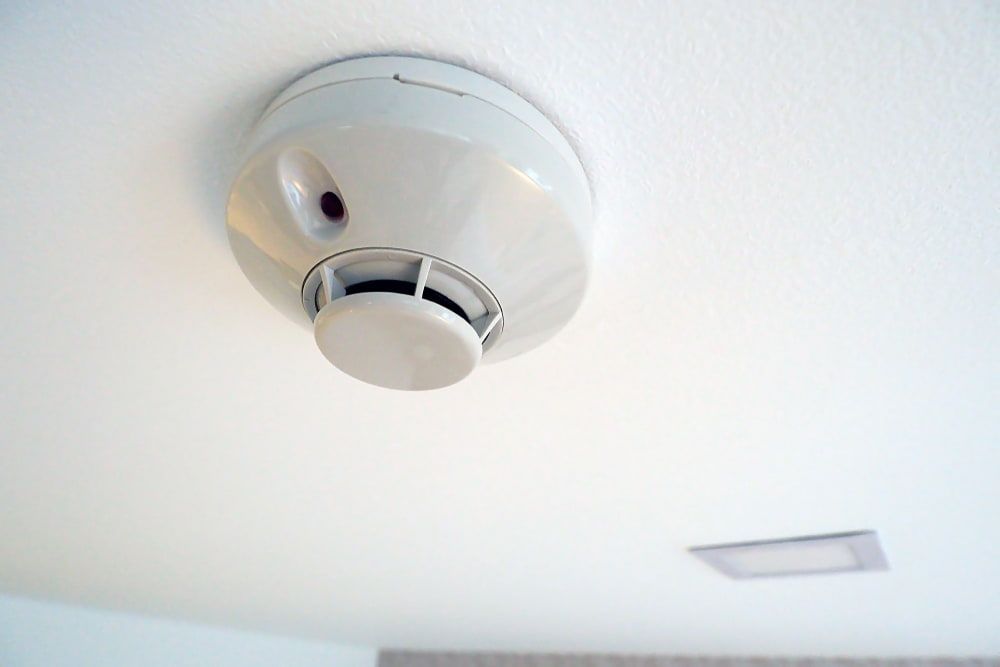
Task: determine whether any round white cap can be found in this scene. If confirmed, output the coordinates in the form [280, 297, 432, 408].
[313, 292, 482, 391]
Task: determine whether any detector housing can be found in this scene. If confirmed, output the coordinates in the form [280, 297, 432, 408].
[226, 56, 592, 390]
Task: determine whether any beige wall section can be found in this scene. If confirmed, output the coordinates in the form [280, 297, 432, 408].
[0, 595, 377, 667]
[380, 655, 1000, 667]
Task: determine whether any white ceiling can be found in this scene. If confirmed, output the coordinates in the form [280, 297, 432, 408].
[2, 0, 998, 657]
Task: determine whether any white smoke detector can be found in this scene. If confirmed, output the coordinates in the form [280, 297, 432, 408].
[226, 57, 592, 390]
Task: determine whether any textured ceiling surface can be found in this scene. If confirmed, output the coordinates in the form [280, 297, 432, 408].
[1, 0, 998, 657]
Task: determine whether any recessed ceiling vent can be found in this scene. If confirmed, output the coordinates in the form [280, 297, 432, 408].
[225, 56, 592, 390]
[690, 530, 889, 579]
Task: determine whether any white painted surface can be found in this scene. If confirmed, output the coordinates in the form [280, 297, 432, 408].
[0, 595, 375, 667]
[0, 0, 998, 657]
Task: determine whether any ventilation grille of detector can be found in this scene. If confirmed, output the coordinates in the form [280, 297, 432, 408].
[302, 248, 503, 349]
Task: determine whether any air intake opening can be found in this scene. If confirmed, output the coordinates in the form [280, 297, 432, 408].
[302, 248, 504, 354]
[345, 280, 470, 323]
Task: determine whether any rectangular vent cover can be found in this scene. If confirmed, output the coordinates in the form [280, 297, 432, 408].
[689, 530, 889, 579]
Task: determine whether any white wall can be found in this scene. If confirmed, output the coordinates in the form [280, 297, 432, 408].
[0, 595, 376, 667]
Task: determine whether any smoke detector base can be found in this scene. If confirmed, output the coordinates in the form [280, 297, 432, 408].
[226, 56, 592, 390]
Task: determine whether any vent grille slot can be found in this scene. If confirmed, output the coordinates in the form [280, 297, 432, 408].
[345, 280, 470, 323]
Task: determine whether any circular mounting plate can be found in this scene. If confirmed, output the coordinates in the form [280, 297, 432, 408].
[314, 292, 482, 391]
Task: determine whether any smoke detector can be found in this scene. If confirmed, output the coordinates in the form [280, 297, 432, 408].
[226, 57, 592, 390]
